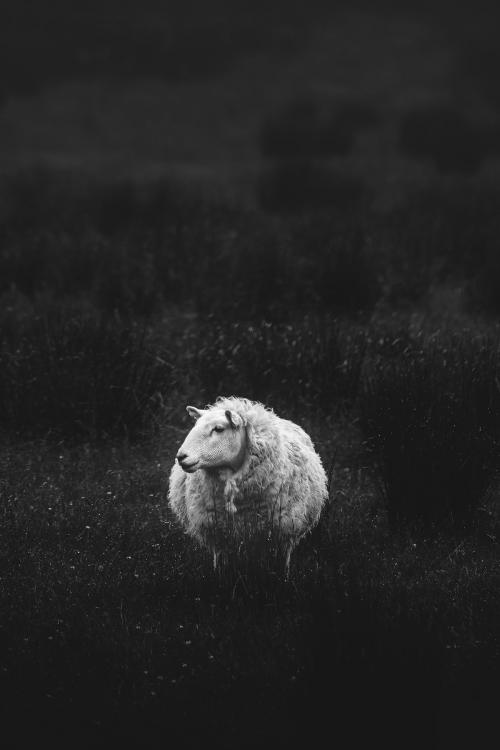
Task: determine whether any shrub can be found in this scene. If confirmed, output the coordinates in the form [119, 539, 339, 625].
[359, 327, 500, 525]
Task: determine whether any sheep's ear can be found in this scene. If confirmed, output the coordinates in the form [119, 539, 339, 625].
[225, 409, 244, 429]
[186, 406, 203, 421]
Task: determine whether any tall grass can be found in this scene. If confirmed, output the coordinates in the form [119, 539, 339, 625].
[5, 169, 500, 320]
[192, 316, 367, 417]
[359, 326, 500, 525]
[0, 297, 368, 440]
[0, 169, 383, 319]
[373, 185, 500, 313]
[0, 303, 172, 440]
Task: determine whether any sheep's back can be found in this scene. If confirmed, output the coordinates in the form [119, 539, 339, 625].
[276, 419, 328, 533]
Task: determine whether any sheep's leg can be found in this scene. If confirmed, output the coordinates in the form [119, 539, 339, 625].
[284, 542, 293, 580]
[213, 549, 221, 571]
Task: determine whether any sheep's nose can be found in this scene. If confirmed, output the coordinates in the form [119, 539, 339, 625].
[176, 451, 188, 464]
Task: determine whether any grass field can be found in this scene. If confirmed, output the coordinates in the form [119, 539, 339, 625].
[1, 3, 500, 748]
[0, 170, 499, 750]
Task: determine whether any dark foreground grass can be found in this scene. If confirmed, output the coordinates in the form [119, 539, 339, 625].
[0, 437, 498, 750]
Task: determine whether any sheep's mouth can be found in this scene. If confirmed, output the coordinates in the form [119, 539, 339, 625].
[179, 460, 199, 473]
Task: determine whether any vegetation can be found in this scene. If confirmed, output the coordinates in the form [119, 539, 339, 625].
[0, 168, 499, 749]
[359, 326, 500, 524]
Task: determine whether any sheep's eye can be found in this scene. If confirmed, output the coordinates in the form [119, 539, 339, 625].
[212, 425, 224, 434]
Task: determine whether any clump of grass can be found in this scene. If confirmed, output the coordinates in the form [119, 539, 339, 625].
[0, 304, 172, 440]
[359, 327, 500, 525]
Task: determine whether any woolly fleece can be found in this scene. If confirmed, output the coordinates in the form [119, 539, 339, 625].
[168, 397, 328, 557]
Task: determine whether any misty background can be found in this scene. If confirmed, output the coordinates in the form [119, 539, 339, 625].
[2, 1, 500, 211]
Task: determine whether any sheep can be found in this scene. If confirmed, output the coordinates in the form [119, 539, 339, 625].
[168, 396, 328, 576]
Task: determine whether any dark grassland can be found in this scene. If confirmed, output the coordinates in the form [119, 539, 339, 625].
[0, 170, 499, 749]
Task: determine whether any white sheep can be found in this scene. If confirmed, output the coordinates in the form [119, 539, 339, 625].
[168, 396, 328, 575]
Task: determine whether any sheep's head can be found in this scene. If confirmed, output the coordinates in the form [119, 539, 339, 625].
[176, 405, 247, 474]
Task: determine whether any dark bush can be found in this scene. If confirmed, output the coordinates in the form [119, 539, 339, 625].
[359, 328, 500, 525]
